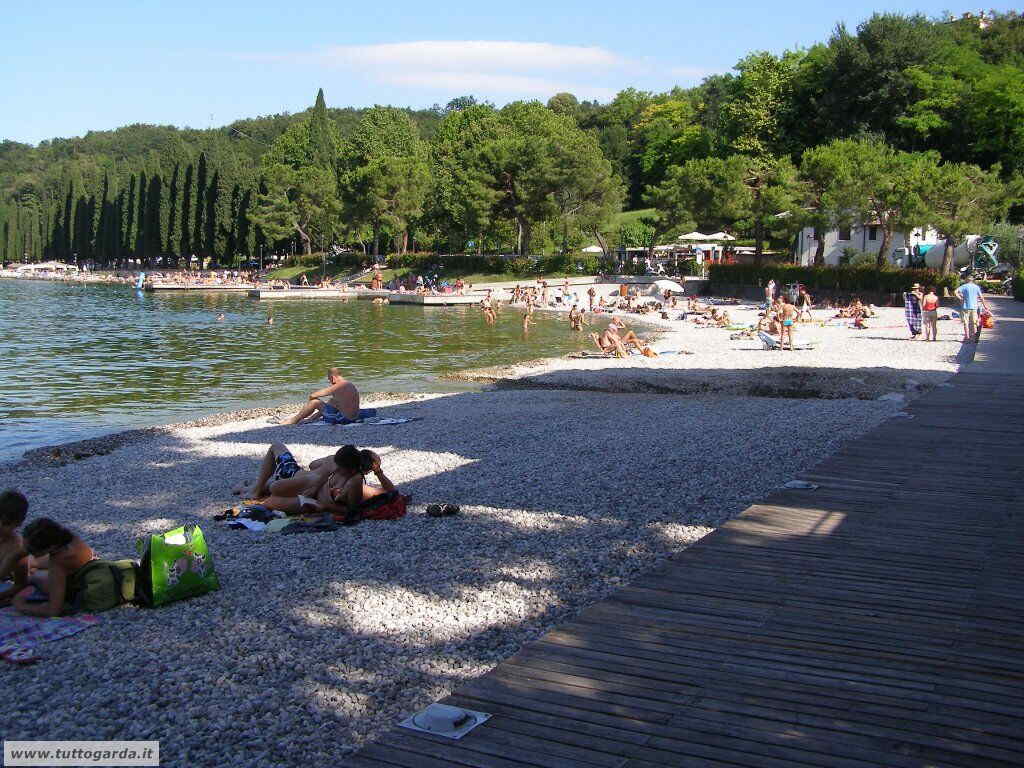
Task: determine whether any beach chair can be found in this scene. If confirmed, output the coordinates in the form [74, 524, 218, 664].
[757, 331, 781, 350]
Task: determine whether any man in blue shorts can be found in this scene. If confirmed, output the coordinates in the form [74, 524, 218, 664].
[235, 442, 336, 499]
[955, 276, 990, 342]
[284, 367, 362, 425]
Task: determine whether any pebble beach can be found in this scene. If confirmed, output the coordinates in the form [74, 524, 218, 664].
[0, 293, 967, 767]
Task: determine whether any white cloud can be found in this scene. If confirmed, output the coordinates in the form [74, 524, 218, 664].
[233, 41, 710, 102]
[323, 41, 625, 74]
[383, 70, 616, 100]
[668, 65, 719, 81]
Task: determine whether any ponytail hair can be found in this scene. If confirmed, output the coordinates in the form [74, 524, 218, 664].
[334, 445, 373, 473]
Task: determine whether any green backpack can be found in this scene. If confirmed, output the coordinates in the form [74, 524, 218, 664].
[65, 559, 138, 613]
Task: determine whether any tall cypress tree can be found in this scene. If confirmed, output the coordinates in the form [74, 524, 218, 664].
[96, 174, 110, 264]
[61, 184, 74, 260]
[193, 153, 208, 265]
[146, 175, 162, 260]
[166, 163, 180, 264]
[136, 171, 147, 262]
[124, 175, 137, 256]
[204, 169, 219, 259]
[309, 88, 336, 170]
[180, 163, 193, 260]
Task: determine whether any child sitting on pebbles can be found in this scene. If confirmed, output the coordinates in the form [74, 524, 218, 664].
[0, 489, 30, 606]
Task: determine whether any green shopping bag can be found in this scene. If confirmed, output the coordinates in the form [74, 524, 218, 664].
[135, 524, 220, 607]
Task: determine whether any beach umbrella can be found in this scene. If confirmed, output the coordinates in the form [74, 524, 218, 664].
[705, 231, 736, 240]
[580, 245, 604, 253]
[648, 279, 685, 296]
[677, 231, 708, 241]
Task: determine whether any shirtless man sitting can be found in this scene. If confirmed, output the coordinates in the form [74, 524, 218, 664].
[283, 368, 360, 425]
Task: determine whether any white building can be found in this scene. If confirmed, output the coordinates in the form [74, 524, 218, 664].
[794, 224, 974, 269]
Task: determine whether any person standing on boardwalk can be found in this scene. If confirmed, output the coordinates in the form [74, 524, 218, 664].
[904, 283, 923, 340]
[921, 286, 940, 341]
[955, 276, 990, 342]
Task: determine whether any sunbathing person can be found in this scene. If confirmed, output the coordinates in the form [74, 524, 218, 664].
[12, 518, 98, 617]
[283, 367, 360, 425]
[234, 443, 334, 498]
[325, 446, 396, 513]
[608, 319, 645, 349]
[591, 330, 628, 357]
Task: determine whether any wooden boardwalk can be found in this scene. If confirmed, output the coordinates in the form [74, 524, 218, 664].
[352, 298, 1024, 768]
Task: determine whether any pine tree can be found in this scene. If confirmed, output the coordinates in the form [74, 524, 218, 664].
[166, 164, 180, 263]
[146, 175, 163, 260]
[136, 171, 148, 261]
[193, 153, 207, 265]
[180, 163, 193, 260]
[124, 175, 137, 255]
[309, 88, 336, 170]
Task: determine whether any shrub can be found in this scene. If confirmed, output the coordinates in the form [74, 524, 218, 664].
[1014, 270, 1024, 301]
[708, 263, 957, 294]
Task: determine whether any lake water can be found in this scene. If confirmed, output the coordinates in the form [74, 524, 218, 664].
[0, 280, 589, 462]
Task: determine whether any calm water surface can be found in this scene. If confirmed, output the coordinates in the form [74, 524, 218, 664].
[0, 280, 589, 461]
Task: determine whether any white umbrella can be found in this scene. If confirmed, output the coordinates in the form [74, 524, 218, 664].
[648, 279, 685, 296]
[678, 231, 708, 241]
[706, 231, 736, 241]
[580, 245, 603, 253]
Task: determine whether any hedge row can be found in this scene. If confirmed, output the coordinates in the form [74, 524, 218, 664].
[381, 251, 612, 277]
[708, 263, 958, 293]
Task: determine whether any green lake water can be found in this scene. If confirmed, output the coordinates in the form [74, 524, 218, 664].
[0, 280, 590, 462]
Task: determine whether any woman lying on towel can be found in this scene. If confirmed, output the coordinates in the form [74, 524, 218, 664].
[254, 444, 406, 522]
[327, 446, 407, 522]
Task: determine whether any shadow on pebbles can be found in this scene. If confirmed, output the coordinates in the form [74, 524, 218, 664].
[1, 388, 903, 766]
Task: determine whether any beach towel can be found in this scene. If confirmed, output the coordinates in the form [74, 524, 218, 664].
[904, 293, 922, 335]
[322, 406, 377, 425]
[0, 604, 99, 664]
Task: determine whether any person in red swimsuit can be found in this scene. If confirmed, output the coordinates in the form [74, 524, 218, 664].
[921, 286, 940, 341]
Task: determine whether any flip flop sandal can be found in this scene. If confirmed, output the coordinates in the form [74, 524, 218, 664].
[441, 504, 460, 516]
[426, 504, 444, 517]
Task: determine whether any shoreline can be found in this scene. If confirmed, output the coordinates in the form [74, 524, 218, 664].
[5, 285, 964, 469]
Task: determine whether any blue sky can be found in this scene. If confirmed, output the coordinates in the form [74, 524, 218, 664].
[1, 1, 1017, 145]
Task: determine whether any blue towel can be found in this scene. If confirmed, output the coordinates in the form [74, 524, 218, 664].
[322, 406, 377, 425]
